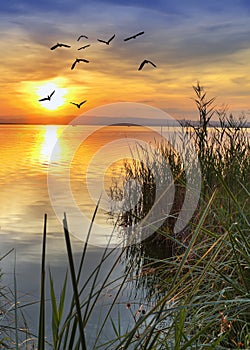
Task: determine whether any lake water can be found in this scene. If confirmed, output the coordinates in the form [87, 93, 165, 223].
[0, 124, 167, 348]
[0, 124, 166, 239]
[1, 123, 249, 348]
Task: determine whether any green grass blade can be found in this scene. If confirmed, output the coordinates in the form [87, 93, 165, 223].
[229, 233, 249, 292]
[180, 320, 226, 350]
[0, 248, 15, 262]
[63, 213, 87, 350]
[170, 190, 216, 288]
[216, 171, 249, 226]
[81, 230, 119, 324]
[77, 195, 102, 283]
[58, 271, 68, 322]
[14, 249, 18, 350]
[67, 315, 78, 350]
[49, 269, 59, 348]
[92, 263, 133, 348]
[38, 213, 47, 350]
[174, 306, 186, 350]
[54, 271, 68, 350]
[59, 200, 101, 348]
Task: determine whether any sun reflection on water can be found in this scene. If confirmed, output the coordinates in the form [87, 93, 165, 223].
[36, 125, 65, 165]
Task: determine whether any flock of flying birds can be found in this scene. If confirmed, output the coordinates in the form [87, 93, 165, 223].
[38, 31, 157, 108]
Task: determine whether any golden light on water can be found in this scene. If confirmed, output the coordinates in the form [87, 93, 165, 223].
[35, 126, 65, 165]
[40, 127, 59, 160]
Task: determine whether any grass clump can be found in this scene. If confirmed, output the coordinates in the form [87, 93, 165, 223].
[107, 82, 250, 348]
[110, 82, 249, 250]
[0, 249, 36, 349]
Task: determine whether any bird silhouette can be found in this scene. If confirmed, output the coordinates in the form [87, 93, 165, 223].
[50, 43, 71, 50]
[71, 58, 89, 70]
[97, 34, 115, 45]
[124, 31, 144, 41]
[77, 35, 88, 41]
[70, 100, 87, 108]
[78, 44, 91, 50]
[138, 59, 157, 71]
[38, 90, 55, 102]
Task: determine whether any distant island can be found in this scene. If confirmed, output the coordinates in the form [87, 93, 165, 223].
[0, 119, 249, 128]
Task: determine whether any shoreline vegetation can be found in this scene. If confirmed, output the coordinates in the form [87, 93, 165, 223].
[1, 83, 249, 349]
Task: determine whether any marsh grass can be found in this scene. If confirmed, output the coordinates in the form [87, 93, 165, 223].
[109, 179, 249, 349]
[110, 83, 249, 251]
[0, 249, 36, 349]
[0, 249, 16, 348]
[106, 82, 250, 348]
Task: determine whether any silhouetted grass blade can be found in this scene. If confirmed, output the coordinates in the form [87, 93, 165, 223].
[14, 250, 18, 350]
[63, 213, 87, 350]
[38, 213, 47, 350]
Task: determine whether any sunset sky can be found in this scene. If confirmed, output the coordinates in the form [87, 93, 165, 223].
[1, 0, 250, 124]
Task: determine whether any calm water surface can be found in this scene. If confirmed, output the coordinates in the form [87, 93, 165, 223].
[0, 124, 164, 347]
[0, 124, 164, 236]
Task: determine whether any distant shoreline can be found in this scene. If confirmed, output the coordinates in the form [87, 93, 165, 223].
[0, 121, 249, 128]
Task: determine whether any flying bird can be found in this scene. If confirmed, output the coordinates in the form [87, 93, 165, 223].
[50, 43, 71, 50]
[70, 100, 87, 108]
[38, 90, 55, 102]
[97, 34, 115, 45]
[78, 44, 91, 50]
[138, 59, 157, 71]
[77, 35, 88, 41]
[124, 31, 144, 41]
[71, 58, 89, 70]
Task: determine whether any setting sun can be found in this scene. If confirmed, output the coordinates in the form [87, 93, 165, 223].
[37, 82, 67, 110]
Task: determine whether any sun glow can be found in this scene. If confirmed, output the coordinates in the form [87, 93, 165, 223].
[37, 82, 67, 110]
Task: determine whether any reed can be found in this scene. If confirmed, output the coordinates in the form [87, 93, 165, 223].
[110, 82, 249, 252]
[107, 178, 249, 349]
[105, 82, 250, 348]
[0, 249, 36, 349]
[38, 213, 47, 350]
[0, 249, 15, 348]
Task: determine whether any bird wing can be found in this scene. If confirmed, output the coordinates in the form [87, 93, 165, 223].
[79, 100, 87, 106]
[123, 35, 133, 41]
[78, 45, 90, 50]
[70, 102, 78, 106]
[135, 31, 144, 38]
[97, 39, 107, 44]
[148, 60, 157, 68]
[124, 31, 144, 41]
[71, 60, 77, 70]
[107, 34, 115, 43]
[61, 43, 71, 48]
[138, 60, 147, 70]
[77, 35, 88, 41]
[50, 43, 59, 50]
[49, 90, 55, 98]
[39, 97, 49, 102]
[79, 59, 89, 63]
